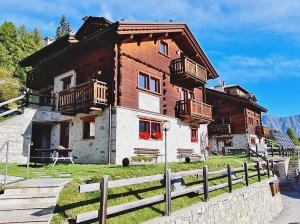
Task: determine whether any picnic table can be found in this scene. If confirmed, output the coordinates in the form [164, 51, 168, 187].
[34, 148, 75, 166]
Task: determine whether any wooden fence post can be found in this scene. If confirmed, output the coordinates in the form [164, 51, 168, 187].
[203, 165, 209, 202]
[99, 175, 109, 224]
[271, 144, 274, 157]
[165, 168, 171, 216]
[256, 161, 261, 182]
[266, 160, 270, 178]
[227, 164, 232, 193]
[270, 160, 274, 177]
[244, 162, 248, 186]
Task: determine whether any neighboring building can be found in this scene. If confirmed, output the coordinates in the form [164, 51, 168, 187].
[206, 82, 267, 154]
[43, 37, 54, 46]
[16, 16, 218, 164]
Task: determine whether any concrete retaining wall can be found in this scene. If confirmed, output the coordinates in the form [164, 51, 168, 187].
[144, 177, 282, 224]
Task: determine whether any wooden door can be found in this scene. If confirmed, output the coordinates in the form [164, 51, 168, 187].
[60, 122, 69, 148]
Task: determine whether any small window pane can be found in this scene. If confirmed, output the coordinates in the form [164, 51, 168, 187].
[138, 73, 148, 89]
[160, 41, 168, 55]
[89, 122, 95, 137]
[150, 78, 160, 93]
[151, 122, 161, 133]
[139, 120, 150, 133]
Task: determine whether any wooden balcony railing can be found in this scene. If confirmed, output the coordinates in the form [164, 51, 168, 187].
[208, 124, 231, 136]
[171, 56, 207, 85]
[176, 99, 212, 123]
[58, 80, 107, 114]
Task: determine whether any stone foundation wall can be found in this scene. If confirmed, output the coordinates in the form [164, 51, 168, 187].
[144, 177, 282, 224]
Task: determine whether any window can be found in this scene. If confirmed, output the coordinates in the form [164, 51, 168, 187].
[150, 77, 160, 93]
[159, 41, 168, 55]
[250, 137, 256, 145]
[61, 76, 72, 90]
[180, 89, 194, 101]
[191, 127, 198, 142]
[82, 117, 95, 139]
[139, 119, 162, 140]
[137, 72, 160, 94]
[248, 117, 254, 125]
[138, 73, 148, 89]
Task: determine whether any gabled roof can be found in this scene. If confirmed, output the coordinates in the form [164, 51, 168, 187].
[20, 17, 218, 79]
[76, 16, 112, 39]
[116, 21, 218, 79]
[20, 34, 78, 67]
[206, 87, 267, 113]
[224, 85, 250, 94]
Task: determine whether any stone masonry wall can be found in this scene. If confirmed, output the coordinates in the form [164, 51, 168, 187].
[144, 177, 282, 224]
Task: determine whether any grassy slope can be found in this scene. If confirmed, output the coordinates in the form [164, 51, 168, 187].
[0, 156, 263, 224]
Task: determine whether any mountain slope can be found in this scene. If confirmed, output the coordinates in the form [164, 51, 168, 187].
[262, 114, 300, 137]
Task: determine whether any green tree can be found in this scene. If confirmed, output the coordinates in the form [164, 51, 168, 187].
[0, 68, 21, 102]
[0, 21, 19, 73]
[0, 21, 43, 86]
[287, 127, 299, 146]
[55, 15, 72, 39]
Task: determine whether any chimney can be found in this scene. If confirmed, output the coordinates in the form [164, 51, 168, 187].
[220, 80, 225, 88]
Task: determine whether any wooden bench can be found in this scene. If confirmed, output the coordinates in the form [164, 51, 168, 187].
[177, 149, 202, 162]
[133, 148, 164, 163]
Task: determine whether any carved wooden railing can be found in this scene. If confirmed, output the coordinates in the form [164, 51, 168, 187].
[176, 99, 212, 121]
[171, 56, 207, 83]
[58, 80, 107, 112]
[208, 124, 231, 136]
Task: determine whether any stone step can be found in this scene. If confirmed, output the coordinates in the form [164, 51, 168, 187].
[0, 208, 53, 223]
[0, 197, 56, 211]
[0, 193, 57, 200]
[3, 186, 62, 196]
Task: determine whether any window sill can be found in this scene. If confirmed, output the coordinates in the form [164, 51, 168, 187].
[137, 87, 161, 96]
[82, 137, 95, 140]
[139, 138, 163, 142]
[158, 51, 170, 59]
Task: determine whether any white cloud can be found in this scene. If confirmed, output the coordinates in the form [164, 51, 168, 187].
[1, 0, 300, 37]
[215, 55, 300, 83]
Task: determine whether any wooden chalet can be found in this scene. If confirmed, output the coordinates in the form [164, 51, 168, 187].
[20, 16, 218, 164]
[206, 83, 268, 153]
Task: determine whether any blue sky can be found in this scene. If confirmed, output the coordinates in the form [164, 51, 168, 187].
[1, 0, 300, 117]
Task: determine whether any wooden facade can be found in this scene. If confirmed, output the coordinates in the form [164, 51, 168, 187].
[21, 17, 218, 123]
[206, 87, 267, 138]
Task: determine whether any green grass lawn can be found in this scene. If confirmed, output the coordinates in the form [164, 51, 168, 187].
[0, 155, 266, 224]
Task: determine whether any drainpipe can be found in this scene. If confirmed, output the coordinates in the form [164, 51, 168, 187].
[107, 104, 112, 165]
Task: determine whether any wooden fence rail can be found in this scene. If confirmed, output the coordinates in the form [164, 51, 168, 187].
[76, 161, 270, 223]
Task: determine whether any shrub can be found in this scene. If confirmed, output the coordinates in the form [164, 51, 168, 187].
[290, 156, 298, 161]
[132, 156, 153, 163]
[185, 157, 191, 163]
[122, 158, 130, 167]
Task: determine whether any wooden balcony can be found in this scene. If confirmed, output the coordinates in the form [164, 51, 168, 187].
[170, 56, 207, 87]
[58, 80, 108, 114]
[208, 124, 231, 136]
[176, 99, 212, 124]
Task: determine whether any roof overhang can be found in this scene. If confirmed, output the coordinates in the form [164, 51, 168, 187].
[206, 88, 268, 113]
[20, 18, 218, 80]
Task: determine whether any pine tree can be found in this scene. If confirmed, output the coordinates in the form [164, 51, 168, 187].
[55, 15, 72, 39]
[287, 127, 299, 146]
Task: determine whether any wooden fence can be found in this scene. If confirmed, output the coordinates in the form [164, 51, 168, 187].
[76, 161, 272, 223]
